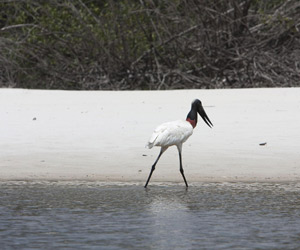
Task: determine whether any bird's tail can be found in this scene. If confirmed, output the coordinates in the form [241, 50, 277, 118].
[145, 141, 154, 149]
[146, 133, 159, 149]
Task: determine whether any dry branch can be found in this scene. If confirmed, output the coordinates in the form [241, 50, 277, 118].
[0, 0, 299, 89]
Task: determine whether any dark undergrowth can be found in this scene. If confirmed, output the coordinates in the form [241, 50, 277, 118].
[0, 0, 299, 90]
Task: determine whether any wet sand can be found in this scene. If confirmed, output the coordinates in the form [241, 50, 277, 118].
[1, 88, 299, 182]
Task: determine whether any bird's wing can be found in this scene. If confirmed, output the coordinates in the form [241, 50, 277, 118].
[164, 120, 193, 145]
[146, 120, 193, 148]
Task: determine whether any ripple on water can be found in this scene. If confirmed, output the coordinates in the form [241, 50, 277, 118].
[0, 181, 300, 249]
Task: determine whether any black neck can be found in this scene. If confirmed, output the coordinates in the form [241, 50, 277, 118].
[186, 108, 197, 128]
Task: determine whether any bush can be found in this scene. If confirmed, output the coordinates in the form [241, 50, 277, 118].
[0, 0, 299, 89]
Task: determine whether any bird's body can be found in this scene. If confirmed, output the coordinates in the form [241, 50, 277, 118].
[144, 99, 213, 188]
[146, 120, 193, 149]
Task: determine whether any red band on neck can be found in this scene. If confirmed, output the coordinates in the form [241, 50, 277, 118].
[186, 118, 196, 128]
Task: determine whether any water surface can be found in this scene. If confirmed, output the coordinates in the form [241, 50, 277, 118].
[0, 181, 300, 249]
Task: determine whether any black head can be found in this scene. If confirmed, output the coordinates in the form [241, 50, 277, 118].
[192, 99, 213, 128]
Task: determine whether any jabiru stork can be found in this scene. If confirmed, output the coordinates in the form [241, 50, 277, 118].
[144, 99, 213, 188]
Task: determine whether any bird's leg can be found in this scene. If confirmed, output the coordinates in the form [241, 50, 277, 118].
[177, 145, 188, 187]
[144, 147, 167, 188]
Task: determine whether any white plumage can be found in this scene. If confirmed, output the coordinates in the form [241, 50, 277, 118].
[146, 120, 193, 149]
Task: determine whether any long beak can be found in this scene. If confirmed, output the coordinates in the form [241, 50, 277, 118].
[198, 106, 213, 128]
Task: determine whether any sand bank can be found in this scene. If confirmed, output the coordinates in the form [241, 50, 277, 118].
[1, 88, 299, 183]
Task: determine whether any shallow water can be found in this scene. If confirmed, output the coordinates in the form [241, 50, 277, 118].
[0, 181, 300, 249]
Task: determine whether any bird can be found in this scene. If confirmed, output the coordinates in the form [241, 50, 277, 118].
[144, 99, 213, 188]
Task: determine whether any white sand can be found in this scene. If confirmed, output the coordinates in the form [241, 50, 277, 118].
[1, 88, 299, 183]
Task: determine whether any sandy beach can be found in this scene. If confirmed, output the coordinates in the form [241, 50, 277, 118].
[1, 88, 299, 183]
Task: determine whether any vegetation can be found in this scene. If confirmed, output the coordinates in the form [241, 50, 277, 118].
[0, 0, 299, 90]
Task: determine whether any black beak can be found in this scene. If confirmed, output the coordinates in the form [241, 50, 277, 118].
[198, 105, 213, 128]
